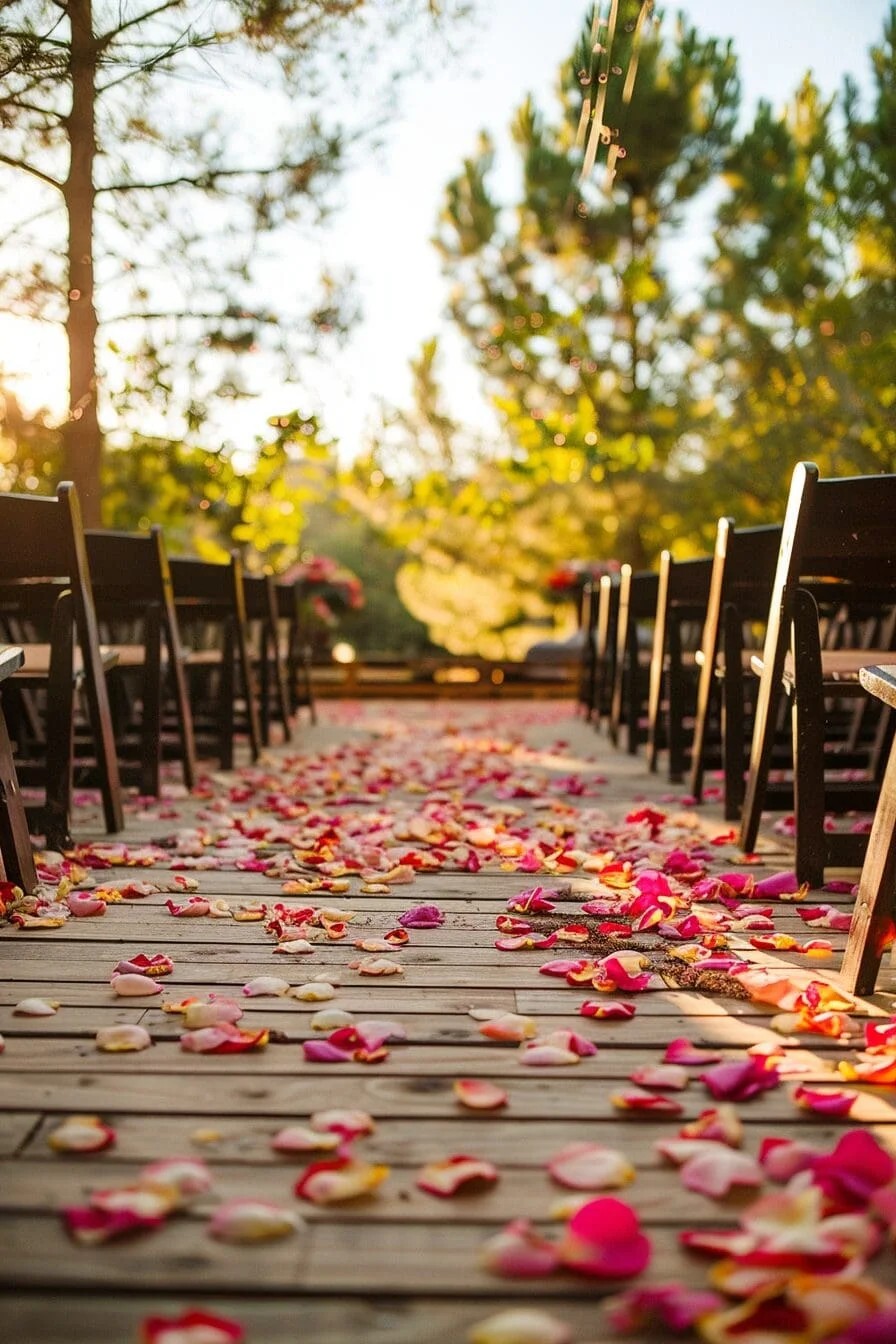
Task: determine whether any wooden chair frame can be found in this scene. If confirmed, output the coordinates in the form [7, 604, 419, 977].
[86, 526, 197, 794]
[0, 483, 123, 848]
[275, 578, 317, 725]
[739, 462, 896, 885]
[243, 571, 292, 748]
[645, 552, 713, 782]
[839, 664, 896, 993]
[169, 552, 262, 770]
[609, 567, 659, 754]
[687, 521, 783, 818]
[0, 645, 39, 891]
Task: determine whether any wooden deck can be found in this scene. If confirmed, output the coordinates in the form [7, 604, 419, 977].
[2, 699, 896, 1342]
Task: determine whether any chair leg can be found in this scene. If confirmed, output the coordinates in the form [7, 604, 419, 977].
[839, 735, 896, 994]
[139, 605, 163, 797]
[722, 607, 746, 823]
[44, 591, 76, 851]
[74, 614, 124, 836]
[219, 622, 236, 771]
[667, 617, 686, 783]
[791, 587, 826, 889]
[234, 615, 261, 764]
[165, 627, 197, 791]
[270, 622, 293, 744]
[0, 693, 38, 891]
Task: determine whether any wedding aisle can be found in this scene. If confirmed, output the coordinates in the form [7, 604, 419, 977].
[2, 700, 895, 1344]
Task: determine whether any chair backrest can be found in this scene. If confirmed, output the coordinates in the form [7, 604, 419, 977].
[760, 463, 896, 691]
[85, 526, 169, 604]
[169, 554, 238, 606]
[242, 572, 279, 627]
[596, 572, 619, 661]
[720, 521, 784, 610]
[86, 524, 190, 670]
[0, 481, 105, 650]
[0, 482, 84, 582]
[0, 482, 123, 829]
[614, 566, 660, 670]
[610, 566, 659, 747]
[740, 464, 896, 844]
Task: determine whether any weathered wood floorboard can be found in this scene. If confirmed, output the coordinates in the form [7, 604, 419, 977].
[2, 700, 895, 1343]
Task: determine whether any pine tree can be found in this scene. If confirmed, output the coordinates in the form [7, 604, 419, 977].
[0, 0, 463, 522]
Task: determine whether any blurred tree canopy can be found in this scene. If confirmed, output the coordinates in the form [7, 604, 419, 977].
[0, 0, 469, 524]
[349, 2, 896, 654]
[2, 2, 894, 660]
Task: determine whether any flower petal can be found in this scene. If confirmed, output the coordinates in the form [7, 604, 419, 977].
[467, 1309, 572, 1344]
[558, 1197, 652, 1278]
[208, 1198, 303, 1242]
[140, 1310, 245, 1344]
[479, 1218, 560, 1277]
[95, 1024, 152, 1052]
[48, 1115, 116, 1153]
[453, 1079, 509, 1110]
[294, 1156, 389, 1204]
[416, 1155, 499, 1196]
[547, 1142, 634, 1191]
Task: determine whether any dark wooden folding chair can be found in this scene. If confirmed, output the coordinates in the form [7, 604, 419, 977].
[590, 572, 620, 732]
[243, 571, 292, 748]
[85, 527, 197, 794]
[609, 567, 659, 754]
[839, 664, 896, 993]
[577, 579, 599, 719]
[688, 521, 783, 818]
[0, 483, 124, 849]
[739, 462, 896, 886]
[0, 645, 39, 891]
[169, 552, 262, 770]
[275, 577, 317, 725]
[645, 552, 714, 782]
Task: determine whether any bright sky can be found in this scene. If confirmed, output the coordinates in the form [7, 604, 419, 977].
[1, 0, 891, 459]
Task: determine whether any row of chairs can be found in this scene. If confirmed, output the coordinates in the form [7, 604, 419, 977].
[0, 482, 317, 872]
[579, 461, 896, 980]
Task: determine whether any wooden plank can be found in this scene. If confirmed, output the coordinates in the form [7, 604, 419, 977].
[0, 1212, 833, 1295]
[0, 1006, 147, 1036]
[0, 1156, 756, 1225]
[0, 982, 517, 1013]
[0, 699, 881, 1339]
[0, 1037, 845, 1076]
[23, 1112, 880, 1166]
[0, 1112, 40, 1157]
[3, 1070, 894, 1124]
[0, 1292, 670, 1344]
[128, 1009, 805, 1050]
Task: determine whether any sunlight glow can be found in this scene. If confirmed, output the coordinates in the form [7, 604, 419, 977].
[0, 317, 67, 418]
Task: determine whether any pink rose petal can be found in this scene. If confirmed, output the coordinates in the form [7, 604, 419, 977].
[416, 1154, 499, 1196]
[558, 1197, 652, 1277]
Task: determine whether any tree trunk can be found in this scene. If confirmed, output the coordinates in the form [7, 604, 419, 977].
[63, 0, 102, 527]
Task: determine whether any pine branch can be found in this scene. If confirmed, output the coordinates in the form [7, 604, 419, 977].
[96, 157, 321, 194]
[0, 152, 63, 191]
[96, 0, 195, 52]
[96, 32, 223, 92]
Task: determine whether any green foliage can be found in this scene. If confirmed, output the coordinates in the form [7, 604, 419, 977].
[434, 1, 740, 570]
[351, 4, 896, 656]
[691, 19, 896, 507]
[97, 410, 337, 564]
[0, 388, 63, 494]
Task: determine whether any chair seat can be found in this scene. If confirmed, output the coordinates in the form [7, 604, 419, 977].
[183, 648, 224, 667]
[15, 643, 119, 680]
[752, 647, 895, 691]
